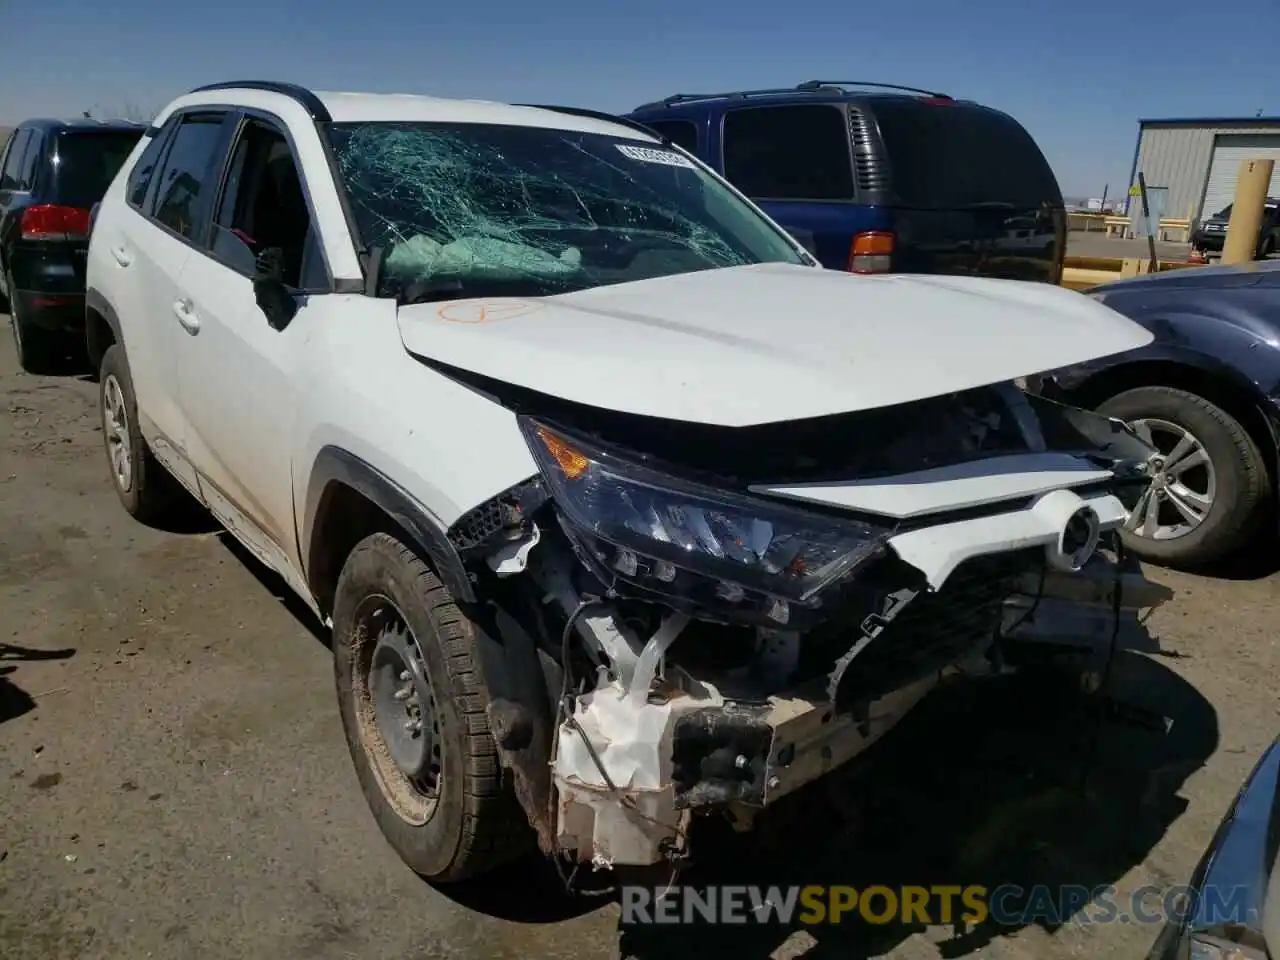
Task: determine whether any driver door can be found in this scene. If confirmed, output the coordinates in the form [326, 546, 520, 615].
[174, 114, 325, 576]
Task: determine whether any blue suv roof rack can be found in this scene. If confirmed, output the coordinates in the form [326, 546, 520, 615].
[633, 80, 950, 112]
[187, 81, 332, 122]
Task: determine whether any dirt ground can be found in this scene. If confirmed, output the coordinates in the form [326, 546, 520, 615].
[3, 314, 1280, 960]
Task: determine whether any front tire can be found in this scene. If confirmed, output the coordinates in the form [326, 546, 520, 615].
[332, 532, 531, 882]
[98, 344, 185, 524]
[1097, 386, 1271, 566]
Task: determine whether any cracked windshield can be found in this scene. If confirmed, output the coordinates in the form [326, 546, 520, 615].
[326, 121, 807, 302]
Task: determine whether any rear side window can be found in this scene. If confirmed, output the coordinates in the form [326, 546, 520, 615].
[723, 105, 854, 201]
[643, 119, 698, 154]
[128, 120, 177, 210]
[152, 115, 227, 240]
[0, 129, 29, 189]
[18, 132, 44, 190]
[872, 101, 1062, 210]
[50, 130, 144, 207]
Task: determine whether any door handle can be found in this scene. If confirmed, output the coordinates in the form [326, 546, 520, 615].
[172, 298, 200, 334]
[110, 246, 133, 267]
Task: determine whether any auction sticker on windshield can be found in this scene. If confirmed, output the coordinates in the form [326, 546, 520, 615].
[615, 144, 694, 168]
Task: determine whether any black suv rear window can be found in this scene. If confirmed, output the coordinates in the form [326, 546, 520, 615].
[871, 101, 1061, 210]
[723, 104, 854, 201]
[49, 130, 144, 206]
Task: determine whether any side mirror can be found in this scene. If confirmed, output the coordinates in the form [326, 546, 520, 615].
[252, 247, 298, 331]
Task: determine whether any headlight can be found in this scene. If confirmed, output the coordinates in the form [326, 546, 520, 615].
[520, 417, 891, 625]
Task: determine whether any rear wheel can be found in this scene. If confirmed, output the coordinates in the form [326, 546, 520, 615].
[99, 345, 186, 525]
[332, 532, 531, 882]
[1097, 386, 1270, 567]
[8, 275, 62, 374]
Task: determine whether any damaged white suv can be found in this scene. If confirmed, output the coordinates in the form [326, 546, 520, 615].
[87, 81, 1172, 883]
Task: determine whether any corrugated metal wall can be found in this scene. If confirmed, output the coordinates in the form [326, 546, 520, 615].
[1134, 122, 1280, 222]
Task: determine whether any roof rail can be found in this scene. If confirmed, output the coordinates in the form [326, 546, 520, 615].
[798, 80, 950, 98]
[633, 80, 949, 111]
[516, 104, 665, 142]
[187, 81, 331, 122]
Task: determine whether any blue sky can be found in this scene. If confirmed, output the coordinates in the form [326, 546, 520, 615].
[4, 0, 1277, 196]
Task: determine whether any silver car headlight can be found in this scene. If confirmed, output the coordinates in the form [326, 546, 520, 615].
[520, 417, 892, 625]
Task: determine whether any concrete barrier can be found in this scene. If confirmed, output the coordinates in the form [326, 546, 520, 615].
[1060, 255, 1206, 291]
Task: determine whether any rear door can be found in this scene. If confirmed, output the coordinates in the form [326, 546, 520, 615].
[870, 99, 1065, 283]
[720, 103, 879, 268]
[114, 110, 232, 487]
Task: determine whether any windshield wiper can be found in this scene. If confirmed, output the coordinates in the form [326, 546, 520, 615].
[398, 277, 468, 306]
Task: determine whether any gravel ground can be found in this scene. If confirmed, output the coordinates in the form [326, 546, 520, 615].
[2, 314, 1280, 960]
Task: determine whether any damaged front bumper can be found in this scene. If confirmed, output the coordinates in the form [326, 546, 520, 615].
[454, 394, 1172, 873]
[542, 490, 1172, 869]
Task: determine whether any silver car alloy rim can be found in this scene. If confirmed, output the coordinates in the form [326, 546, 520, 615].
[102, 374, 133, 493]
[1125, 417, 1216, 541]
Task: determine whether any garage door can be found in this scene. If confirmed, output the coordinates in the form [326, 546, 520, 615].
[1201, 134, 1280, 219]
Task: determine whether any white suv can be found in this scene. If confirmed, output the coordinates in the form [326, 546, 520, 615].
[87, 81, 1171, 884]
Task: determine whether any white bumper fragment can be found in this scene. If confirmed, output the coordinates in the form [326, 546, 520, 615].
[887, 491, 1128, 589]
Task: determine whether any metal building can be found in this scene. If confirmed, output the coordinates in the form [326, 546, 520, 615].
[1129, 117, 1280, 223]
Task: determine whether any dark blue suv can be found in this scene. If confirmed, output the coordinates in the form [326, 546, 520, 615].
[626, 81, 1066, 283]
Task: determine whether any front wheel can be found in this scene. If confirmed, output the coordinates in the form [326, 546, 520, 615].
[331, 532, 531, 882]
[1098, 386, 1271, 567]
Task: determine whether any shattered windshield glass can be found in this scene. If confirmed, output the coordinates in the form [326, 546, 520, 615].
[326, 121, 808, 301]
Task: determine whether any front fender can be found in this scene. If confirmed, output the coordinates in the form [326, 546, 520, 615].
[303, 446, 475, 603]
[1046, 307, 1280, 405]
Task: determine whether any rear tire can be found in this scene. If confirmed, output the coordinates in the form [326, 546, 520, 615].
[332, 532, 531, 882]
[9, 276, 62, 374]
[98, 344, 186, 525]
[1097, 386, 1270, 567]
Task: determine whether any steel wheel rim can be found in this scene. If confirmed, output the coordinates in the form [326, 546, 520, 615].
[1125, 417, 1216, 541]
[102, 374, 133, 493]
[352, 597, 443, 826]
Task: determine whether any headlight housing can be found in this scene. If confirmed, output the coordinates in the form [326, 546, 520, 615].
[520, 417, 891, 625]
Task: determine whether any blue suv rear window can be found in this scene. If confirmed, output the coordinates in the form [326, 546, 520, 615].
[871, 100, 1061, 210]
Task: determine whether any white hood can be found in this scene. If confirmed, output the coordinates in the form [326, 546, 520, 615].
[397, 262, 1152, 426]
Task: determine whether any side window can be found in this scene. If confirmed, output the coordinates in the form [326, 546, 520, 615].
[128, 118, 178, 211]
[0, 130, 28, 189]
[209, 119, 316, 289]
[644, 119, 699, 154]
[722, 105, 854, 201]
[152, 114, 227, 241]
[18, 132, 44, 190]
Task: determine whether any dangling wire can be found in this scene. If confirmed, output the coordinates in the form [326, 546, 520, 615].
[1079, 535, 1126, 791]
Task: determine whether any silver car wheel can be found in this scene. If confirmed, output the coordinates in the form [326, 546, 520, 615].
[102, 374, 133, 493]
[1125, 417, 1216, 541]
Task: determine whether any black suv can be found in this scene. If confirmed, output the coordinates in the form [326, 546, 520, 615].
[1191, 198, 1280, 259]
[0, 119, 146, 372]
[626, 82, 1067, 283]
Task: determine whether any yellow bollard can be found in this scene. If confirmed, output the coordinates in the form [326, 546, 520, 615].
[1222, 158, 1275, 265]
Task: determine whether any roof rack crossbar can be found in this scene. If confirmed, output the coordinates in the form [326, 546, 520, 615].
[516, 104, 664, 141]
[187, 81, 331, 122]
